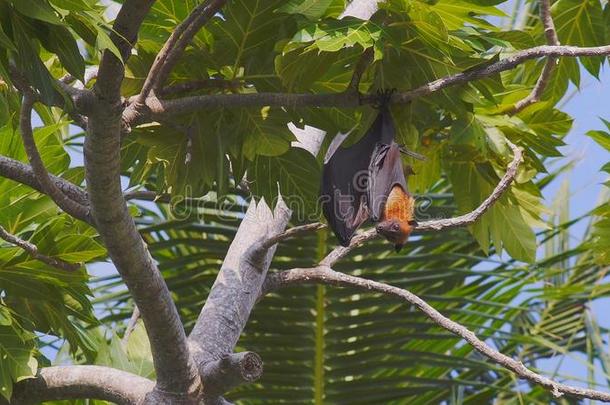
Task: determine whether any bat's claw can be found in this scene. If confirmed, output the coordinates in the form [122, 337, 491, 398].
[374, 88, 396, 109]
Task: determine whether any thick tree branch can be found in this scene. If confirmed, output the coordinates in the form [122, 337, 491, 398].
[6, 365, 154, 405]
[127, 44, 610, 125]
[510, 0, 560, 114]
[263, 266, 610, 402]
[0, 225, 81, 271]
[188, 198, 291, 401]
[0, 155, 89, 208]
[320, 140, 523, 266]
[18, 92, 91, 223]
[87, 0, 200, 398]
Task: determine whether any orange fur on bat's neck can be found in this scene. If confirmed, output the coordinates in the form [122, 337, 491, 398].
[383, 185, 415, 244]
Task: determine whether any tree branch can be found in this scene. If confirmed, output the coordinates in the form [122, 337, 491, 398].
[86, 0, 201, 397]
[18, 91, 91, 223]
[510, 0, 560, 114]
[132, 0, 227, 105]
[6, 365, 154, 405]
[122, 305, 141, 346]
[320, 140, 523, 266]
[0, 155, 89, 208]
[188, 198, 291, 401]
[263, 266, 610, 402]
[0, 225, 81, 271]
[258, 222, 326, 251]
[127, 43, 610, 125]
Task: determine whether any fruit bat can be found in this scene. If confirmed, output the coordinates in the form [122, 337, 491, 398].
[321, 106, 417, 252]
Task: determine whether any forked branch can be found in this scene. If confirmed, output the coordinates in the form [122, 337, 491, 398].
[510, 0, 561, 114]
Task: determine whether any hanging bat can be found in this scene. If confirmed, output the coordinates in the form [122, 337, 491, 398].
[321, 105, 419, 252]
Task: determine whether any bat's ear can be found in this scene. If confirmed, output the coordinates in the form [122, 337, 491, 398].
[394, 244, 404, 253]
[408, 220, 418, 227]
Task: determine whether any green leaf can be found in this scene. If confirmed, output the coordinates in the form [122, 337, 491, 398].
[277, 0, 337, 20]
[240, 108, 295, 160]
[11, 16, 59, 105]
[249, 147, 321, 216]
[587, 130, 610, 152]
[292, 17, 382, 53]
[0, 23, 16, 51]
[0, 326, 37, 400]
[38, 23, 85, 81]
[48, 0, 95, 11]
[209, 0, 289, 76]
[10, 0, 64, 25]
[553, 0, 605, 77]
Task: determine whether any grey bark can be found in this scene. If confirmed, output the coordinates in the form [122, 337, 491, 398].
[188, 198, 291, 402]
[5, 366, 154, 405]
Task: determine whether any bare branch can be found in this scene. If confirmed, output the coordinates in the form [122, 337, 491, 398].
[259, 222, 326, 251]
[127, 43, 610, 125]
[134, 0, 228, 104]
[321, 140, 523, 266]
[0, 225, 81, 271]
[263, 266, 610, 402]
[19, 91, 91, 222]
[510, 0, 561, 114]
[0, 155, 89, 208]
[6, 365, 154, 405]
[122, 305, 141, 346]
[415, 140, 523, 231]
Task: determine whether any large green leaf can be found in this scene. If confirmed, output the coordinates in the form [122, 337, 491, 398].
[552, 0, 606, 77]
[0, 325, 37, 401]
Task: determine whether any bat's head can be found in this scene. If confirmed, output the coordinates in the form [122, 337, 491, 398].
[375, 219, 417, 252]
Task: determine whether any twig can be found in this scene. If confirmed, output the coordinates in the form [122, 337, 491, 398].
[510, 0, 560, 114]
[259, 222, 326, 251]
[0, 225, 81, 271]
[320, 140, 523, 266]
[18, 91, 91, 222]
[134, 0, 228, 105]
[122, 306, 141, 346]
[415, 140, 523, 231]
[263, 266, 610, 402]
[347, 47, 374, 92]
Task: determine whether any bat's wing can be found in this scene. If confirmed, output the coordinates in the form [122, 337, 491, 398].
[365, 108, 411, 222]
[321, 112, 388, 246]
[367, 142, 409, 222]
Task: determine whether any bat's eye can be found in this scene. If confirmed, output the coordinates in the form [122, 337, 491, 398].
[392, 223, 400, 231]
